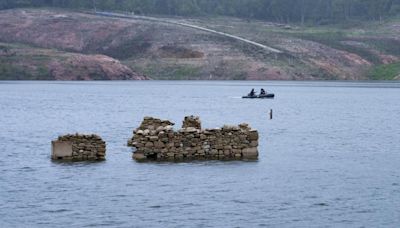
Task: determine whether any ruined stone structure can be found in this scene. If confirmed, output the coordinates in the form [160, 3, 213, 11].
[182, 116, 201, 129]
[128, 116, 259, 161]
[52, 134, 106, 161]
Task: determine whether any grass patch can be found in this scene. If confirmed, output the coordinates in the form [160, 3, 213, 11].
[363, 38, 400, 56]
[368, 62, 400, 80]
[36, 64, 51, 79]
[138, 63, 201, 80]
[288, 31, 382, 64]
[232, 72, 246, 80]
[169, 66, 200, 80]
[0, 61, 52, 80]
[0, 62, 36, 80]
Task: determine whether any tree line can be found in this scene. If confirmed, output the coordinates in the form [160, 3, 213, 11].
[1, 0, 400, 24]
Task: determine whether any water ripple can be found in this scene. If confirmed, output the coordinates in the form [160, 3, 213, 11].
[0, 81, 399, 227]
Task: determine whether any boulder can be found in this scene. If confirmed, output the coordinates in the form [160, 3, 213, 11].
[133, 152, 146, 161]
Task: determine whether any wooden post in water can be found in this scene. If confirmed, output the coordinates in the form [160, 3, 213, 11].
[269, 109, 273, 120]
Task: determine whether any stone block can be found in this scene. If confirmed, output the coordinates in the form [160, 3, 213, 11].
[149, 136, 159, 141]
[154, 141, 165, 149]
[248, 130, 259, 141]
[145, 142, 154, 148]
[52, 141, 73, 160]
[242, 148, 258, 159]
[250, 141, 259, 147]
[234, 153, 242, 158]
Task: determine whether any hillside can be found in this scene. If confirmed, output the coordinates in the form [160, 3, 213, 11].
[0, 9, 399, 80]
[0, 42, 146, 80]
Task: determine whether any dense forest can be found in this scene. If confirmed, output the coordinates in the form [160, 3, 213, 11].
[1, 0, 400, 24]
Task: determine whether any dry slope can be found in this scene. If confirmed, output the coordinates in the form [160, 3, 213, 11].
[0, 43, 146, 80]
[1, 9, 399, 80]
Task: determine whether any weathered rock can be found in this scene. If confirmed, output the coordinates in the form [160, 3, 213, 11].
[242, 148, 259, 159]
[184, 127, 199, 133]
[250, 141, 259, 147]
[145, 142, 154, 148]
[156, 126, 164, 132]
[248, 130, 259, 141]
[133, 152, 146, 161]
[154, 141, 165, 149]
[165, 126, 174, 131]
[149, 136, 159, 141]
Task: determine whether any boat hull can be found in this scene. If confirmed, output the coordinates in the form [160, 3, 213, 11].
[242, 94, 275, 99]
[258, 94, 275, 99]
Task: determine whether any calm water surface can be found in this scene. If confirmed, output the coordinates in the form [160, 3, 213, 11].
[0, 81, 399, 227]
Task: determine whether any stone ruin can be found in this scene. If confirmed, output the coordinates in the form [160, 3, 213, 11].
[51, 134, 106, 161]
[182, 116, 201, 129]
[127, 116, 259, 161]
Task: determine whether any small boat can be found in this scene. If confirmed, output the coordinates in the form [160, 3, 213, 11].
[242, 93, 275, 99]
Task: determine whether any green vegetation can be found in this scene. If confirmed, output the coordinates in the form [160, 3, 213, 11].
[365, 38, 400, 56]
[0, 43, 52, 80]
[2, 0, 400, 25]
[0, 62, 25, 80]
[170, 66, 200, 80]
[231, 72, 247, 80]
[288, 31, 383, 64]
[0, 60, 51, 80]
[136, 63, 201, 80]
[102, 35, 152, 60]
[369, 62, 400, 80]
[36, 65, 51, 79]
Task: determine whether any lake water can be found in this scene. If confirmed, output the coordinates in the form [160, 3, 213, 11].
[0, 81, 399, 227]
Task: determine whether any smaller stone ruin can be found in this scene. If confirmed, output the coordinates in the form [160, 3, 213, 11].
[128, 116, 259, 161]
[182, 115, 201, 129]
[51, 134, 106, 161]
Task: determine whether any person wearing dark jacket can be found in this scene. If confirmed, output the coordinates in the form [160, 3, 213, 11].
[249, 88, 256, 96]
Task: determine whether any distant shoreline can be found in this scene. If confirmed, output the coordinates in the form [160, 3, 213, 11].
[0, 8, 399, 81]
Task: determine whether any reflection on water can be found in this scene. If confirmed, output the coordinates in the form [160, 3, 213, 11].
[0, 81, 399, 227]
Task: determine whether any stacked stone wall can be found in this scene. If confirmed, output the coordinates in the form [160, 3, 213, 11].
[52, 134, 106, 161]
[128, 117, 259, 161]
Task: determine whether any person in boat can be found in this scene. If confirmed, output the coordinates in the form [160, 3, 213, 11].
[260, 88, 266, 95]
[249, 88, 256, 96]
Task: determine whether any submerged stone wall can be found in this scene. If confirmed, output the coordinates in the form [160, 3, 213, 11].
[52, 134, 106, 161]
[128, 116, 259, 161]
